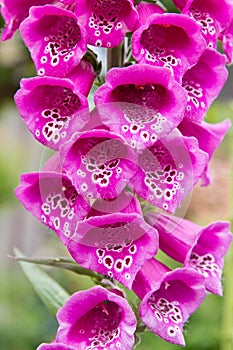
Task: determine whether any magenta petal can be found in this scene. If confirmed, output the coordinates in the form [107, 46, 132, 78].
[133, 259, 206, 345]
[14, 171, 90, 244]
[130, 128, 208, 213]
[134, 1, 165, 28]
[37, 344, 76, 350]
[145, 213, 233, 296]
[0, 0, 54, 40]
[94, 65, 187, 148]
[219, 19, 233, 64]
[179, 118, 231, 185]
[56, 286, 137, 349]
[61, 129, 137, 200]
[67, 213, 159, 288]
[20, 5, 87, 77]
[14, 76, 89, 150]
[75, 0, 138, 48]
[180, 0, 233, 48]
[182, 49, 228, 122]
[132, 13, 206, 81]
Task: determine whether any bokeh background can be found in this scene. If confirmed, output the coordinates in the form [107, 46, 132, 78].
[0, 2, 233, 349]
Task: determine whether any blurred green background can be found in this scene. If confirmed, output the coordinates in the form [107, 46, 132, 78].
[0, 4, 233, 350]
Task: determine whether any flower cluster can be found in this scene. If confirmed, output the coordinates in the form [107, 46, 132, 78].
[1, 0, 233, 348]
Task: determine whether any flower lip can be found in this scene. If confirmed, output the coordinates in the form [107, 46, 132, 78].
[56, 285, 137, 349]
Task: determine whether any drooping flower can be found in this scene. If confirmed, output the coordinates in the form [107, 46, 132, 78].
[129, 128, 208, 213]
[178, 118, 231, 185]
[145, 212, 232, 295]
[74, 0, 138, 48]
[181, 48, 228, 123]
[14, 171, 90, 244]
[94, 64, 188, 149]
[19, 5, 87, 78]
[60, 129, 137, 201]
[132, 13, 206, 81]
[14, 73, 92, 150]
[38, 286, 137, 350]
[173, 0, 233, 48]
[132, 258, 206, 345]
[66, 192, 159, 289]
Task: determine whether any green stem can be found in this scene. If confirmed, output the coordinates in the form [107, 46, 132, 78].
[107, 42, 125, 70]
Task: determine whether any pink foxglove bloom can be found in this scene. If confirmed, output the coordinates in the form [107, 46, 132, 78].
[14, 171, 90, 244]
[19, 5, 87, 78]
[129, 128, 208, 213]
[67, 192, 159, 288]
[38, 286, 137, 350]
[74, 0, 138, 48]
[61, 129, 137, 201]
[14, 74, 92, 150]
[179, 118, 231, 185]
[145, 212, 232, 296]
[94, 64, 188, 149]
[182, 49, 228, 123]
[173, 0, 233, 48]
[132, 259, 206, 345]
[132, 13, 206, 81]
[219, 19, 233, 64]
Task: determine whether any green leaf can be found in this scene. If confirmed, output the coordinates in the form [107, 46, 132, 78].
[14, 248, 70, 318]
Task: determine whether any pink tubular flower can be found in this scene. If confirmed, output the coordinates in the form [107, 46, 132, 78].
[14, 171, 90, 244]
[14, 74, 91, 150]
[145, 212, 232, 296]
[74, 0, 138, 48]
[66, 192, 159, 289]
[132, 13, 206, 81]
[178, 118, 231, 185]
[181, 48, 228, 123]
[19, 5, 87, 78]
[173, 0, 233, 48]
[94, 64, 188, 149]
[60, 129, 137, 201]
[38, 286, 137, 350]
[134, 1, 165, 28]
[132, 259, 206, 345]
[129, 128, 208, 213]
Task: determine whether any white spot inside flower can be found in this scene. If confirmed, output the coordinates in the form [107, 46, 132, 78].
[38, 68, 45, 76]
[168, 327, 176, 337]
[124, 273, 131, 280]
[114, 259, 124, 272]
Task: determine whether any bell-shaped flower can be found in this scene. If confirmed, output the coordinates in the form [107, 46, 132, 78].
[132, 258, 206, 345]
[14, 71, 93, 150]
[19, 5, 87, 78]
[14, 171, 90, 244]
[132, 13, 206, 81]
[37, 286, 137, 350]
[74, 0, 138, 48]
[60, 129, 137, 201]
[129, 128, 208, 213]
[181, 48, 228, 123]
[173, 0, 233, 48]
[178, 118, 231, 185]
[145, 212, 232, 295]
[66, 191, 159, 289]
[94, 64, 188, 149]
[219, 19, 233, 65]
